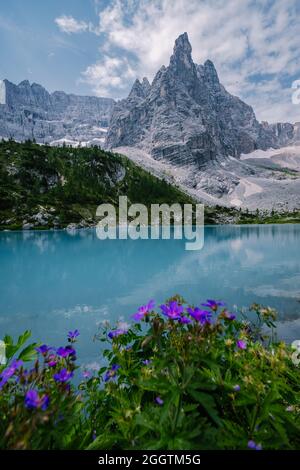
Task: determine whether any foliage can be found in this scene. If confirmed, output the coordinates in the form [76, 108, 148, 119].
[0, 140, 195, 230]
[0, 298, 299, 450]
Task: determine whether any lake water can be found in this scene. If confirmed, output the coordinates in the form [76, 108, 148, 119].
[0, 225, 299, 372]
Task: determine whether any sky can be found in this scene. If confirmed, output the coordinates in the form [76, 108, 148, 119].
[0, 0, 300, 123]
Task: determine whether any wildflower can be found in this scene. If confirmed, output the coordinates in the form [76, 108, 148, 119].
[233, 384, 240, 392]
[237, 340, 247, 350]
[155, 396, 164, 405]
[202, 299, 225, 311]
[83, 370, 91, 379]
[0, 359, 23, 389]
[108, 328, 128, 339]
[132, 300, 155, 321]
[35, 344, 51, 355]
[178, 315, 191, 324]
[25, 389, 49, 411]
[225, 338, 234, 347]
[68, 329, 80, 342]
[56, 346, 76, 358]
[248, 440, 256, 449]
[160, 301, 183, 320]
[104, 364, 120, 382]
[53, 368, 74, 383]
[220, 310, 236, 321]
[142, 359, 152, 366]
[187, 307, 212, 325]
[47, 354, 58, 367]
[248, 440, 262, 450]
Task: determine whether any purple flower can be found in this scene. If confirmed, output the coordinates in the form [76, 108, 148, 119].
[132, 299, 155, 321]
[142, 359, 152, 366]
[248, 440, 262, 451]
[237, 340, 247, 350]
[47, 354, 58, 367]
[83, 370, 92, 379]
[160, 301, 183, 320]
[104, 364, 120, 382]
[68, 329, 80, 341]
[155, 396, 164, 405]
[0, 359, 23, 389]
[25, 389, 49, 411]
[248, 440, 256, 449]
[221, 311, 236, 321]
[108, 328, 128, 339]
[53, 368, 74, 383]
[178, 315, 191, 324]
[35, 344, 51, 355]
[233, 384, 240, 392]
[201, 299, 225, 311]
[56, 346, 76, 358]
[187, 307, 212, 325]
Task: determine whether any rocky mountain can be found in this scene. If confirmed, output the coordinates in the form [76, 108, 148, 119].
[0, 79, 115, 146]
[107, 32, 295, 165]
[107, 33, 300, 211]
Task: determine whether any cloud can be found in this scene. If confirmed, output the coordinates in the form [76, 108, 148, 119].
[55, 15, 89, 34]
[81, 55, 136, 97]
[64, 1, 300, 122]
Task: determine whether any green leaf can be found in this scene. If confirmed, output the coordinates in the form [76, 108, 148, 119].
[188, 389, 222, 427]
[18, 343, 38, 362]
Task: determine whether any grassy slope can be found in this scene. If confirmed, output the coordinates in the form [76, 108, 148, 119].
[0, 140, 299, 230]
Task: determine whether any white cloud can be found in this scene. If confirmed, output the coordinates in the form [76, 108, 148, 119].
[64, 1, 300, 122]
[81, 55, 136, 97]
[55, 15, 89, 34]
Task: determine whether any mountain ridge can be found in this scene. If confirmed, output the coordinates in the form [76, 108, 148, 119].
[0, 78, 115, 145]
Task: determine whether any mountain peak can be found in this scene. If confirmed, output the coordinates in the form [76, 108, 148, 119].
[174, 32, 191, 54]
[18, 80, 30, 88]
[203, 59, 220, 89]
[142, 77, 151, 91]
[169, 32, 194, 78]
[128, 78, 150, 99]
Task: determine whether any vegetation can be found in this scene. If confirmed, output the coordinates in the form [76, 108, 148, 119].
[0, 140, 195, 230]
[0, 140, 299, 230]
[0, 297, 299, 450]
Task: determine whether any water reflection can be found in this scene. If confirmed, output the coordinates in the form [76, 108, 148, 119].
[0, 225, 299, 366]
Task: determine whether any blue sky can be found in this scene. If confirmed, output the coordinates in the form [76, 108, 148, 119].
[0, 0, 300, 122]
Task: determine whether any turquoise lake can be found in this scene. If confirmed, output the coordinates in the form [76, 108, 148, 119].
[0, 224, 299, 371]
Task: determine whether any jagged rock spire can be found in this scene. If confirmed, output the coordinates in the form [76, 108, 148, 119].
[169, 32, 194, 72]
[204, 60, 220, 90]
[129, 78, 150, 99]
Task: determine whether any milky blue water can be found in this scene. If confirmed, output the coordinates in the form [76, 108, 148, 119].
[0, 225, 299, 371]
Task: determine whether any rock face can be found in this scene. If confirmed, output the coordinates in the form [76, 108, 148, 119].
[107, 33, 296, 166]
[0, 79, 115, 145]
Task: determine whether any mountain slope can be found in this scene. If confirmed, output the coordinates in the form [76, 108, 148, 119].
[0, 140, 199, 230]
